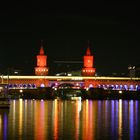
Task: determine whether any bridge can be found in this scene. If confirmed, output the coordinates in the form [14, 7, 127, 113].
[0, 75, 140, 91]
[1, 42, 140, 92]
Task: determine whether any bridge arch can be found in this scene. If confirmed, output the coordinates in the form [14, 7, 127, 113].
[57, 83, 75, 89]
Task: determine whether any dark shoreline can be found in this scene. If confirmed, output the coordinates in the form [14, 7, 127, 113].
[8, 87, 140, 100]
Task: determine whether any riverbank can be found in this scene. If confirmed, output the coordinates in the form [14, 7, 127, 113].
[8, 87, 55, 99]
[8, 87, 140, 100]
[82, 88, 140, 100]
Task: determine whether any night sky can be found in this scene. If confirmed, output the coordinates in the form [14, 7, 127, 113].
[0, 1, 139, 75]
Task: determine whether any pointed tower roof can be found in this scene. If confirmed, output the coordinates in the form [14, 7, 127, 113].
[39, 40, 44, 55]
[86, 40, 91, 56]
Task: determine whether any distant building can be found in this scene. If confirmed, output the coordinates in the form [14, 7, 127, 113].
[4, 68, 22, 75]
[56, 70, 81, 76]
[53, 60, 82, 76]
[128, 65, 135, 78]
[135, 65, 140, 77]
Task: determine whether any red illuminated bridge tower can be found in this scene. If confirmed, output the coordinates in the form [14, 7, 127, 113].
[35, 42, 48, 76]
[82, 41, 96, 76]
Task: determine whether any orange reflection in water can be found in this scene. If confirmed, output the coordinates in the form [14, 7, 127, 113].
[19, 99, 23, 140]
[34, 100, 45, 140]
[75, 99, 81, 140]
[82, 100, 95, 140]
[53, 99, 58, 140]
[118, 99, 122, 140]
[0, 112, 5, 140]
[0, 115, 2, 139]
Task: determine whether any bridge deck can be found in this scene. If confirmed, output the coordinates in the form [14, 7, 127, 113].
[1, 76, 140, 81]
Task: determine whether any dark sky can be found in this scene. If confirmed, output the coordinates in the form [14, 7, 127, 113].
[0, 1, 140, 75]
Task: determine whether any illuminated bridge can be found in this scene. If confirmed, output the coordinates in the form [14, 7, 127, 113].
[1, 42, 140, 92]
[1, 75, 140, 91]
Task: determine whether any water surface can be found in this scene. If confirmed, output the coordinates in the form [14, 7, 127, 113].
[0, 99, 140, 140]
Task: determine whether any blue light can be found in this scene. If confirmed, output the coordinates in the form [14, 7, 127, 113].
[124, 85, 128, 90]
[130, 85, 134, 91]
[136, 85, 140, 91]
[19, 84, 23, 88]
[23, 84, 27, 88]
[32, 84, 36, 88]
[115, 85, 118, 90]
[120, 85, 123, 90]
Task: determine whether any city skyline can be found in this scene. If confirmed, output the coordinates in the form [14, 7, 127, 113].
[0, 1, 139, 75]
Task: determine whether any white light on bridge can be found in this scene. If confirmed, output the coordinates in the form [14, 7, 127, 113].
[72, 77, 83, 80]
[86, 88, 89, 91]
[118, 90, 122, 94]
[19, 89, 23, 93]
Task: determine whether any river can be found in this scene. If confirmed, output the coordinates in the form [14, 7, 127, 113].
[0, 99, 140, 140]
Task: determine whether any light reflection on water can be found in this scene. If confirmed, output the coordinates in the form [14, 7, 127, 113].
[0, 99, 140, 140]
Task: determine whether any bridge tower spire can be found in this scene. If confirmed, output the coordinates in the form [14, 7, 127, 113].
[81, 40, 96, 76]
[35, 40, 48, 76]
